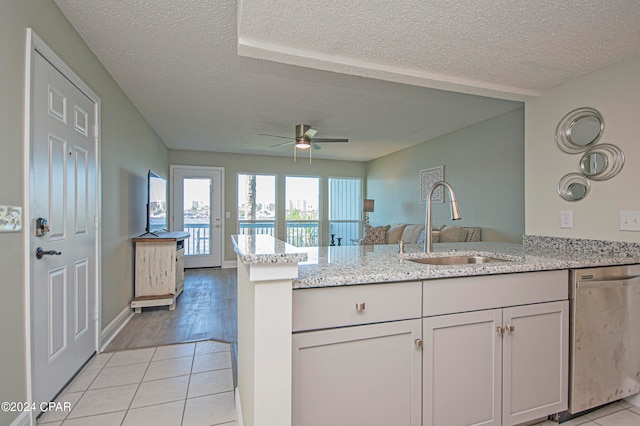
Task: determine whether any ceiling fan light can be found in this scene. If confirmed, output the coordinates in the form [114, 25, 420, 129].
[295, 139, 311, 149]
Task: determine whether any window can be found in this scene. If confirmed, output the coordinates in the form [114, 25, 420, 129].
[328, 177, 362, 245]
[285, 176, 319, 247]
[237, 174, 276, 236]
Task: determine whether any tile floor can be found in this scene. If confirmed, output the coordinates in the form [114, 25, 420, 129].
[533, 400, 640, 426]
[37, 340, 236, 426]
[35, 337, 640, 426]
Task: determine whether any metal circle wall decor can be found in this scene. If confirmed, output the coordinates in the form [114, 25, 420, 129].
[557, 173, 591, 202]
[555, 107, 604, 154]
[579, 144, 625, 181]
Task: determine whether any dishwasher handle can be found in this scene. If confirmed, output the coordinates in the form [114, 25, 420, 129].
[577, 275, 640, 289]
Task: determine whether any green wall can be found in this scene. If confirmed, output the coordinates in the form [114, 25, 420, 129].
[0, 2, 167, 423]
[168, 150, 367, 261]
[365, 108, 525, 243]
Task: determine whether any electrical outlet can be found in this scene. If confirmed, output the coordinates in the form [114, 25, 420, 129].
[620, 210, 640, 231]
[560, 211, 573, 229]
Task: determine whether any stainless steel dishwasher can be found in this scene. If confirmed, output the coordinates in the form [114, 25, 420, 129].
[567, 264, 640, 415]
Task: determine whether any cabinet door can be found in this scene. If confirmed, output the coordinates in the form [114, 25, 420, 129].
[424, 310, 502, 426]
[502, 301, 568, 426]
[135, 241, 176, 296]
[293, 319, 422, 426]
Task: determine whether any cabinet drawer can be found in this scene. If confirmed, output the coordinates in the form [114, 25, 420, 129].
[423, 270, 569, 316]
[293, 281, 422, 332]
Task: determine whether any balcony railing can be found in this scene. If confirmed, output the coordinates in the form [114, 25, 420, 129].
[237, 221, 319, 247]
[286, 221, 318, 247]
[183, 222, 209, 256]
[238, 221, 275, 236]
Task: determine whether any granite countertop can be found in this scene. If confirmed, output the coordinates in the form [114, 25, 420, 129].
[232, 234, 640, 289]
[232, 234, 308, 264]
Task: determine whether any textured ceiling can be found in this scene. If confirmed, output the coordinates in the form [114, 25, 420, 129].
[53, 0, 640, 162]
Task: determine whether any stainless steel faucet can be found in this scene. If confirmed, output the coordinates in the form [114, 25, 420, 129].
[424, 180, 462, 252]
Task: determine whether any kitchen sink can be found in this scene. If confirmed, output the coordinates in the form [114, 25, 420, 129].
[408, 255, 512, 266]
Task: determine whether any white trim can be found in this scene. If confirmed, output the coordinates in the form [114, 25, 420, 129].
[8, 411, 30, 426]
[223, 260, 238, 269]
[24, 29, 102, 423]
[237, 36, 539, 102]
[170, 165, 225, 267]
[235, 387, 244, 426]
[23, 28, 35, 426]
[99, 306, 134, 352]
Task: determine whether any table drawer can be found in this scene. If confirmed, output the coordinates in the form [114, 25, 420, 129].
[293, 281, 422, 332]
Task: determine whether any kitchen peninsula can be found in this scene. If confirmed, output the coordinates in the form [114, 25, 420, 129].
[232, 234, 640, 426]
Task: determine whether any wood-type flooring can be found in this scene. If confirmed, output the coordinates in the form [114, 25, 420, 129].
[105, 267, 237, 352]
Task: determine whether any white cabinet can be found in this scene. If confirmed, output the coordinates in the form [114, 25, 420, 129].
[423, 301, 569, 426]
[291, 271, 569, 426]
[131, 231, 189, 313]
[424, 309, 502, 426]
[503, 302, 568, 425]
[292, 281, 422, 426]
[293, 319, 422, 426]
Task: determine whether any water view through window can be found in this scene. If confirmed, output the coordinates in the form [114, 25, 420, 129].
[182, 178, 211, 256]
[237, 174, 276, 236]
[286, 176, 319, 247]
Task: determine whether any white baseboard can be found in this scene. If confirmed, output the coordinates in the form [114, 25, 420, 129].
[235, 387, 244, 426]
[100, 305, 134, 351]
[223, 260, 237, 269]
[9, 411, 30, 426]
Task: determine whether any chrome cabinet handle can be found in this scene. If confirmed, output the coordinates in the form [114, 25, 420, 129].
[415, 339, 424, 348]
[355, 302, 366, 311]
[497, 325, 515, 335]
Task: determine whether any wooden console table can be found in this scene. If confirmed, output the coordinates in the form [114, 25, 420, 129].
[131, 231, 190, 313]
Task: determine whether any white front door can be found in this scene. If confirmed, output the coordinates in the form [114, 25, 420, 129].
[171, 166, 223, 268]
[30, 49, 98, 407]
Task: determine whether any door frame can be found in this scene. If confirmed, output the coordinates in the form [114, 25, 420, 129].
[23, 29, 102, 422]
[169, 165, 225, 268]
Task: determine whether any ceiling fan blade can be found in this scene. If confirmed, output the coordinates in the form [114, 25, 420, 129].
[304, 128, 318, 139]
[312, 143, 322, 150]
[310, 138, 349, 143]
[270, 140, 295, 148]
[260, 133, 292, 140]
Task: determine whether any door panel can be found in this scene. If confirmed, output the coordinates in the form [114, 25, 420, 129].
[74, 146, 89, 236]
[74, 259, 89, 339]
[48, 266, 67, 361]
[48, 135, 67, 240]
[424, 310, 502, 426]
[503, 301, 568, 425]
[293, 320, 422, 426]
[31, 51, 97, 407]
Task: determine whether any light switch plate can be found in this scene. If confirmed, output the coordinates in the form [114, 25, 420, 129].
[620, 210, 640, 231]
[225, 211, 231, 219]
[560, 210, 573, 229]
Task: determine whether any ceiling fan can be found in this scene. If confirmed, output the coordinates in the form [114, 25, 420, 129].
[261, 124, 348, 151]
[260, 124, 349, 163]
